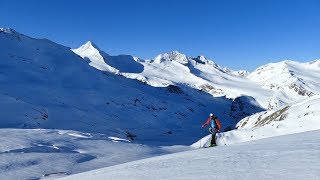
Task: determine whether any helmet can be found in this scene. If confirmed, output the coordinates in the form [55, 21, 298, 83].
[209, 113, 214, 117]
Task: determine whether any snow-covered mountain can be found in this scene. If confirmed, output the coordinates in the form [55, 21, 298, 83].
[73, 41, 320, 111]
[0, 28, 240, 144]
[72, 39, 320, 146]
[188, 94, 320, 148]
[72, 41, 143, 74]
[1, 28, 320, 179]
[204, 94, 320, 147]
[248, 60, 320, 109]
[72, 41, 118, 73]
[0, 28, 232, 179]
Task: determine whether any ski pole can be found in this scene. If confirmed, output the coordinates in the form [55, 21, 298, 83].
[199, 128, 202, 148]
[220, 133, 227, 145]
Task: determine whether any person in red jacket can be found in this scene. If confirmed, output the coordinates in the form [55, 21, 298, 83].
[202, 113, 221, 147]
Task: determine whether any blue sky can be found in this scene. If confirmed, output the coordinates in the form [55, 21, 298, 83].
[1, 0, 320, 71]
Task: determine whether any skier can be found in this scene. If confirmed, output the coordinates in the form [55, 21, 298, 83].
[202, 113, 221, 147]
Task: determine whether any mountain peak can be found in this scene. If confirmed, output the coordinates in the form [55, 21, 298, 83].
[307, 59, 320, 68]
[197, 55, 206, 61]
[73, 41, 109, 57]
[170, 50, 183, 55]
[72, 41, 109, 61]
[0, 27, 18, 34]
[0, 27, 27, 41]
[80, 41, 102, 51]
[154, 50, 189, 64]
[163, 50, 187, 59]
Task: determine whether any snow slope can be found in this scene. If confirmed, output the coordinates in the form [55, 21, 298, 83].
[59, 130, 320, 180]
[216, 94, 320, 145]
[0, 128, 191, 180]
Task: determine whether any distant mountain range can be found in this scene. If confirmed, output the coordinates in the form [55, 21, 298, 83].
[73, 38, 320, 111]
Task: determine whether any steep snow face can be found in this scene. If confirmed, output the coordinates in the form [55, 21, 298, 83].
[72, 42, 144, 73]
[229, 96, 265, 122]
[72, 41, 118, 73]
[217, 95, 320, 145]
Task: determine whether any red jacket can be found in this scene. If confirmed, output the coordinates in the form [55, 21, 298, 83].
[202, 117, 221, 131]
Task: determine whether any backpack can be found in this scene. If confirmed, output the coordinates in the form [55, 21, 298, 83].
[211, 117, 221, 130]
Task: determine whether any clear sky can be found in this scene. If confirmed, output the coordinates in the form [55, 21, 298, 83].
[1, 0, 320, 71]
